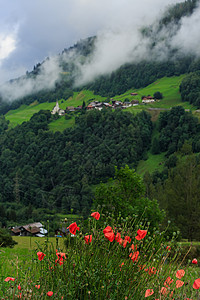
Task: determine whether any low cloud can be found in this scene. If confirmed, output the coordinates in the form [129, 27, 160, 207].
[0, 0, 199, 101]
[0, 56, 62, 102]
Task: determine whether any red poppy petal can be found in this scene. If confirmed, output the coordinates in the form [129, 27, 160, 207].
[176, 280, 184, 288]
[176, 269, 185, 279]
[145, 289, 154, 297]
[91, 212, 100, 220]
[193, 278, 200, 289]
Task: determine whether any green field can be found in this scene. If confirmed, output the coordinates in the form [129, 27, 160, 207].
[5, 90, 106, 129]
[5, 75, 194, 130]
[137, 152, 166, 176]
[115, 75, 194, 110]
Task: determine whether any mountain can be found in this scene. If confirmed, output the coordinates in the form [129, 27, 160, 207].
[0, 0, 200, 115]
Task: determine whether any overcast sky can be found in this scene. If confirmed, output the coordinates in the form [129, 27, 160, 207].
[1, 0, 189, 86]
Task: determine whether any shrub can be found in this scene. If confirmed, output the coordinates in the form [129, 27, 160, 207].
[0, 228, 17, 248]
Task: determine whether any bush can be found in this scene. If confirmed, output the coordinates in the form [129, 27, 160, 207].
[0, 228, 17, 248]
[154, 91, 163, 99]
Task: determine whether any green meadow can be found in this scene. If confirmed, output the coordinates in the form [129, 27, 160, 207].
[5, 75, 195, 130]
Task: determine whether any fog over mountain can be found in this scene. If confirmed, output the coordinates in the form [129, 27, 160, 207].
[0, 0, 199, 102]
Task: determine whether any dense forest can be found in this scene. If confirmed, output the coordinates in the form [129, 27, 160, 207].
[0, 109, 152, 225]
[1, 0, 200, 240]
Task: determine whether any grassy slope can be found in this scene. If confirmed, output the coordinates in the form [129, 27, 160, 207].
[5, 90, 106, 130]
[4, 75, 199, 174]
[5, 75, 190, 129]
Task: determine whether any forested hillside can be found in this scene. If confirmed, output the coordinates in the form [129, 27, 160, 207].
[1, 0, 200, 240]
[0, 109, 152, 225]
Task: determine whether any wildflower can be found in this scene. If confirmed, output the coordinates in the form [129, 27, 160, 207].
[135, 229, 147, 240]
[47, 291, 53, 296]
[35, 285, 40, 289]
[115, 232, 121, 242]
[84, 235, 92, 244]
[68, 222, 80, 235]
[120, 262, 124, 271]
[131, 244, 137, 251]
[125, 236, 131, 243]
[18, 285, 21, 290]
[122, 240, 128, 248]
[55, 250, 67, 265]
[145, 289, 154, 297]
[37, 251, 46, 261]
[192, 258, 198, 264]
[56, 250, 66, 259]
[193, 278, 200, 289]
[176, 280, 184, 288]
[103, 226, 113, 234]
[4, 277, 15, 282]
[91, 212, 100, 220]
[164, 276, 173, 287]
[160, 287, 168, 295]
[147, 267, 157, 275]
[176, 269, 185, 279]
[104, 231, 115, 242]
[129, 251, 139, 263]
[17, 293, 22, 298]
[166, 246, 171, 251]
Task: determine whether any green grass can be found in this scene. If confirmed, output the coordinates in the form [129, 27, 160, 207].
[4, 75, 197, 130]
[48, 115, 76, 132]
[5, 90, 106, 129]
[115, 75, 195, 110]
[137, 152, 166, 176]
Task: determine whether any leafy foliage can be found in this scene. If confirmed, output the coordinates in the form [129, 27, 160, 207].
[180, 71, 200, 107]
[0, 109, 153, 224]
[94, 165, 165, 228]
[0, 228, 17, 248]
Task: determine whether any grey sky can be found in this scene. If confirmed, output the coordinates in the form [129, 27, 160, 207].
[0, 0, 188, 85]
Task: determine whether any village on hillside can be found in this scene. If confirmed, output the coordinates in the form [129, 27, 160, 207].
[51, 94, 156, 116]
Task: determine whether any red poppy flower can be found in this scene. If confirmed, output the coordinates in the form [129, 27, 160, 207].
[176, 269, 185, 279]
[135, 229, 147, 240]
[176, 280, 184, 288]
[121, 239, 127, 248]
[193, 278, 200, 289]
[131, 244, 137, 251]
[125, 236, 131, 243]
[68, 222, 80, 235]
[91, 212, 100, 220]
[84, 235, 92, 244]
[115, 232, 121, 242]
[35, 285, 40, 289]
[164, 276, 173, 287]
[120, 262, 124, 271]
[104, 231, 115, 242]
[18, 285, 21, 290]
[192, 258, 198, 264]
[47, 291, 53, 297]
[55, 250, 67, 265]
[166, 246, 171, 251]
[145, 289, 154, 297]
[37, 251, 46, 261]
[4, 277, 15, 282]
[103, 226, 112, 234]
[147, 267, 157, 275]
[129, 251, 139, 262]
[160, 287, 168, 295]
